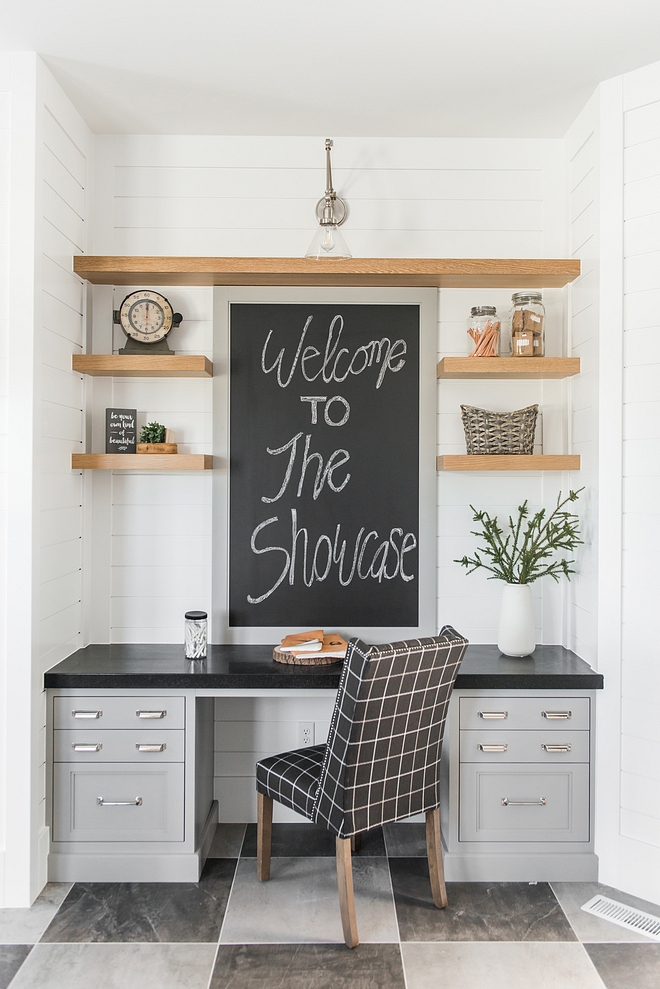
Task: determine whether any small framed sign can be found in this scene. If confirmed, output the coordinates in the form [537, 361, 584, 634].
[106, 408, 137, 454]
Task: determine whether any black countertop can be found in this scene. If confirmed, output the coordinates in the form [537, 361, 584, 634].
[44, 643, 603, 690]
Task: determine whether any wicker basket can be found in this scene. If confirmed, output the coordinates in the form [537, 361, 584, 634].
[460, 404, 539, 455]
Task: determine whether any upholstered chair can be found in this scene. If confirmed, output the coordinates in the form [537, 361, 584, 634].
[255, 627, 468, 947]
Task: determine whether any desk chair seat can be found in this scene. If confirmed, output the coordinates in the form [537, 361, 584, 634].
[255, 627, 468, 948]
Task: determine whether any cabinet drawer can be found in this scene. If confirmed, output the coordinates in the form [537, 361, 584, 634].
[53, 763, 184, 842]
[460, 763, 590, 842]
[460, 730, 589, 764]
[54, 730, 185, 763]
[459, 696, 589, 731]
[54, 696, 184, 730]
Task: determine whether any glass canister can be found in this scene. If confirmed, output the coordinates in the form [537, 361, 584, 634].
[184, 610, 207, 659]
[467, 306, 501, 357]
[510, 292, 545, 357]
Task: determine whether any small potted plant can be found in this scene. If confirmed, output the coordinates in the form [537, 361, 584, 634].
[455, 489, 583, 657]
[137, 421, 177, 455]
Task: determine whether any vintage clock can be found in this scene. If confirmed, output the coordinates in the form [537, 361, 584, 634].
[113, 290, 183, 354]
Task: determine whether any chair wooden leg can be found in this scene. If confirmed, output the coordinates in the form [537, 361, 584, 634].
[426, 807, 448, 909]
[336, 837, 359, 948]
[350, 833, 361, 853]
[257, 792, 273, 882]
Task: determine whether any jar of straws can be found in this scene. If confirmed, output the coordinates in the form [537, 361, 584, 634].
[467, 306, 501, 357]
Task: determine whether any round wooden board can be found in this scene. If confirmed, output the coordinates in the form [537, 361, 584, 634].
[272, 646, 344, 666]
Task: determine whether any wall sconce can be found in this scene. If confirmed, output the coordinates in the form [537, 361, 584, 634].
[305, 139, 352, 260]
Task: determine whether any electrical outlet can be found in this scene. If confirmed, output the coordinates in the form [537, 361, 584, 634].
[298, 722, 314, 747]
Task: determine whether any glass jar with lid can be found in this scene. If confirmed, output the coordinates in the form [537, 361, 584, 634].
[467, 306, 501, 357]
[184, 610, 207, 659]
[510, 292, 545, 358]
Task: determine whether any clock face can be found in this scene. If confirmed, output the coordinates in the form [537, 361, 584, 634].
[119, 290, 174, 344]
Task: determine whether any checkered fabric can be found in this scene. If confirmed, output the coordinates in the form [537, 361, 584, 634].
[256, 744, 326, 819]
[256, 626, 468, 838]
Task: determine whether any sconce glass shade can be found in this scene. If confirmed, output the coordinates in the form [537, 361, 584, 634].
[305, 222, 352, 260]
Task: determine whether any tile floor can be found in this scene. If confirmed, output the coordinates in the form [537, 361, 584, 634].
[1, 823, 659, 988]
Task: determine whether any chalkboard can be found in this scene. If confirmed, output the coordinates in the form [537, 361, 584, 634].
[229, 303, 420, 628]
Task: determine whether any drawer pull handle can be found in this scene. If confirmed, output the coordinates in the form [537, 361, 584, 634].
[72, 743, 102, 752]
[478, 711, 508, 720]
[136, 710, 167, 719]
[136, 743, 166, 753]
[542, 743, 572, 753]
[72, 710, 102, 719]
[97, 797, 143, 807]
[542, 711, 572, 720]
[478, 743, 508, 753]
[502, 797, 547, 807]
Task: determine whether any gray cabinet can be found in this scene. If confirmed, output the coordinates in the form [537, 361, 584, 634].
[48, 690, 216, 882]
[444, 689, 597, 882]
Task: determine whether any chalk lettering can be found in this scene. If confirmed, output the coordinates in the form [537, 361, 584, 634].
[324, 395, 350, 426]
[246, 511, 416, 603]
[261, 314, 407, 390]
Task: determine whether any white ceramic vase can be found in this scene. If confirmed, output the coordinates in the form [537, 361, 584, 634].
[497, 582, 536, 657]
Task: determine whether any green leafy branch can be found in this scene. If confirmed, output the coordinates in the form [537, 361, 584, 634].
[140, 421, 166, 444]
[455, 489, 584, 585]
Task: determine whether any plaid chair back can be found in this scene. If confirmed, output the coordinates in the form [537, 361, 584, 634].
[312, 626, 468, 837]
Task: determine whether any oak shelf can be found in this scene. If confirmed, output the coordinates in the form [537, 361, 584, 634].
[72, 354, 212, 377]
[72, 256, 581, 289]
[72, 454, 213, 470]
[437, 455, 580, 472]
[437, 357, 580, 379]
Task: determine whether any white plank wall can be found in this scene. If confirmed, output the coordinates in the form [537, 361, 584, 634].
[93, 135, 570, 819]
[566, 95, 600, 665]
[0, 56, 10, 890]
[619, 62, 660, 892]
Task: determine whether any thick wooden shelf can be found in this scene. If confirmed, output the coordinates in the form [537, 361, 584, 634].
[72, 454, 213, 470]
[73, 256, 581, 288]
[437, 455, 580, 471]
[437, 357, 580, 379]
[72, 354, 212, 377]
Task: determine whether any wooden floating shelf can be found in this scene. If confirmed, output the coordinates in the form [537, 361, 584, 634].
[72, 354, 213, 377]
[73, 256, 581, 289]
[437, 357, 580, 379]
[72, 454, 213, 470]
[437, 455, 580, 472]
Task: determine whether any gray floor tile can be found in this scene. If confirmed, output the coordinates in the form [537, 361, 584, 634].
[0, 945, 32, 989]
[0, 884, 71, 944]
[383, 823, 427, 857]
[40, 859, 236, 943]
[585, 943, 660, 989]
[209, 823, 247, 858]
[8, 943, 217, 989]
[210, 943, 406, 988]
[401, 942, 606, 989]
[551, 881, 660, 942]
[220, 856, 398, 943]
[389, 861, 576, 941]
[241, 822, 386, 857]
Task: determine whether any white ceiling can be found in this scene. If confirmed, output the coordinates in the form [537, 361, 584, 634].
[3, 0, 660, 136]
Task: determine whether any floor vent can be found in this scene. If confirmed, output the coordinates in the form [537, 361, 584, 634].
[581, 895, 660, 941]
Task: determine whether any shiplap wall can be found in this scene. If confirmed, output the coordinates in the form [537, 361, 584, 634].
[566, 94, 600, 665]
[92, 135, 571, 819]
[2, 55, 91, 906]
[0, 56, 10, 886]
[620, 62, 660, 894]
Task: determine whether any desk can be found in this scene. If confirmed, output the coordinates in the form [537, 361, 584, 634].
[45, 645, 602, 883]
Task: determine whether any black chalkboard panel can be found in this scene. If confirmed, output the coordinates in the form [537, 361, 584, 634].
[229, 303, 419, 628]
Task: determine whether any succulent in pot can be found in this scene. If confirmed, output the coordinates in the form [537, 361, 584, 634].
[137, 421, 177, 454]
